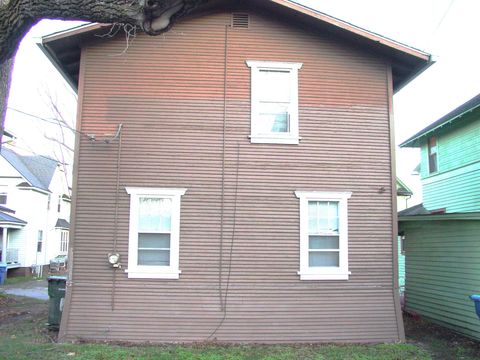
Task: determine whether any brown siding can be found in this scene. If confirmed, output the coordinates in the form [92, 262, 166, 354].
[62, 9, 400, 343]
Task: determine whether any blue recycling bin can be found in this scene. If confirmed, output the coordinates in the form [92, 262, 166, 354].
[0, 263, 7, 285]
[470, 295, 480, 319]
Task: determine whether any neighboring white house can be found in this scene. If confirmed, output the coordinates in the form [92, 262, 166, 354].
[0, 146, 71, 276]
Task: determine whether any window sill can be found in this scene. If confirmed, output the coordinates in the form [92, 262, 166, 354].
[298, 271, 350, 281]
[249, 135, 300, 145]
[125, 269, 181, 279]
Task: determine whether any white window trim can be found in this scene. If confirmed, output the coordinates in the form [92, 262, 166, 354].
[295, 191, 352, 280]
[125, 187, 187, 279]
[246, 60, 302, 145]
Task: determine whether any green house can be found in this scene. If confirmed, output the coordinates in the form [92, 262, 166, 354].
[399, 93, 480, 340]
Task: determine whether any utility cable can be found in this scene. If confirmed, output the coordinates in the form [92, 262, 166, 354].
[218, 24, 229, 312]
[207, 142, 240, 340]
[111, 124, 123, 311]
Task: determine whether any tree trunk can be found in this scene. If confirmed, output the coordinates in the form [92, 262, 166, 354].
[0, 0, 206, 146]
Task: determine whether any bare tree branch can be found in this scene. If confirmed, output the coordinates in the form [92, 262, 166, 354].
[0, 0, 207, 147]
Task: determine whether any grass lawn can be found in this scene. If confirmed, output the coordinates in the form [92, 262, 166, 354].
[3, 275, 44, 286]
[0, 293, 474, 360]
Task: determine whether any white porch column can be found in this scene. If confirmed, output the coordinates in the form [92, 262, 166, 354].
[1, 228, 7, 263]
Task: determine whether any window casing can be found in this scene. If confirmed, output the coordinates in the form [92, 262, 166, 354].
[428, 136, 438, 174]
[0, 192, 7, 205]
[60, 230, 69, 253]
[246, 61, 302, 144]
[295, 191, 352, 280]
[125, 187, 186, 279]
[37, 230, 43, 253]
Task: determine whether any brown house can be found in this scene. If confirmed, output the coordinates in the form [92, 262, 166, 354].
[41, 0, 431, 343]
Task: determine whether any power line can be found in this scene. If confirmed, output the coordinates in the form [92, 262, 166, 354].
[7, 107, 90, 139]
[425, 0, 455, 48]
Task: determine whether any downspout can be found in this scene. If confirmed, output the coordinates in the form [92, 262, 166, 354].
[387, 64, 405, 341]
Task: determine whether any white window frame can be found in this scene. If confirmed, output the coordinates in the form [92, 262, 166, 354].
[125, 187, 187, 279]
[60, 230, 69, 254]
[295, 191, 352, 280]
[246, 60, 302, 144]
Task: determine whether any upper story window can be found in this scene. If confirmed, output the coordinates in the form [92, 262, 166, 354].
[125, 187, 187, 279]
[428, 136, 438, 173]
[0, 192, 7, 205]
[57, 195, 62, 213]
[295, 191, 352, 280]
[246, 61, 302, 144]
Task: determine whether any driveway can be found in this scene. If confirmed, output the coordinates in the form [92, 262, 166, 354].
[1, 279, 48, 301]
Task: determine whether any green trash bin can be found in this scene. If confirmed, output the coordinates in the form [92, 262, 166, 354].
[48, 276, 67, 329]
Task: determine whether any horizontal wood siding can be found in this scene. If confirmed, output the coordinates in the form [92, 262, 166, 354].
[398, 237, 405, 288]
[422, 164, 480, 212]
[401, 220, 480, 340]
[64, 9, 400, 343]
[420, 113, 480, 212]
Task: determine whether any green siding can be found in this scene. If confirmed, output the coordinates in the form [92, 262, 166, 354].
[401, 220, 480, 340]
[398, 236, 405, 288]
[420, 113, 480, 179]
[423, 163, 480, 212]
[419, 114, 480, 212]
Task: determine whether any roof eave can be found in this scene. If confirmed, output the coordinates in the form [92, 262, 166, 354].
[399, 213, 480, 221]
[40, 1, 433, 92]
[400, 95, 480, 148]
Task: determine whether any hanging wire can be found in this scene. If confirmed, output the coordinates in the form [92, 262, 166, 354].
[7, 107, 92, 139]
[424, 0, 455, 49]
[111, 124, 123, 311]
[218, 24, 229, 311]
[207, 142, 240, 341]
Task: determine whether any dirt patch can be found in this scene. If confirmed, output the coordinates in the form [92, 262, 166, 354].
[0, 295, 48, 326]
[405, 313, 480, 360]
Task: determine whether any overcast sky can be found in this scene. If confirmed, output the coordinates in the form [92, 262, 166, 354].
[5, 0, 480, 204]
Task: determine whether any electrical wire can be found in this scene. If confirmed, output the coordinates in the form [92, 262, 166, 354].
[425, 0, 455, 48]
[218, 24, 229, 312]
[7, 107, 91, 139]
[111, 124, 123, 311]
[207, 142, 240, 341]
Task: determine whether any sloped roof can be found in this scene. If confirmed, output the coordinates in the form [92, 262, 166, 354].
[39, 0, 432, 93]
[0, 148, 58, 192]
[398, 203, 430, 216]
[401, 93, 480, 147]
[0, 211, 27, 227]
[55, 218, 70, 229]
[396, 178, 413, 197]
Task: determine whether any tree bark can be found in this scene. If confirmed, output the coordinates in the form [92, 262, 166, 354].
[0, 0, 206, 146]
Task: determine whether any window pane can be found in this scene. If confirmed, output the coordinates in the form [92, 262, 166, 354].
[258, 69, 290, 102]
[138, 197, 172, 232]
[258, 103, 289, 133]
[138, 249, 170, 266]
[309, 236, 339, 249]
[308, 201, 339, 233]
[138, 233, 170, 249]
[309, 251, 339, 267]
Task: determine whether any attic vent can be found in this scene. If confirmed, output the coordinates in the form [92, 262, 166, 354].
[232, 13, 249, 28]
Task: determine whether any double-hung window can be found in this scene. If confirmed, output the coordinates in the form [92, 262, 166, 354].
[295, 191, 352, 280]
[60, 230, 69, 254]
[126, 187, 186, 279]
[427, 136, 438, 174]
[247, 61, 302, 144]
